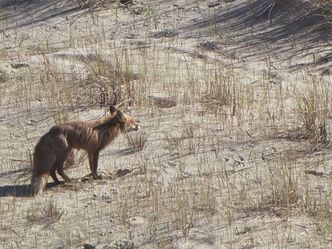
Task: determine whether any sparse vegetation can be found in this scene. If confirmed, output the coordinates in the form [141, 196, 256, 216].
[200, 69, 236, 116]
[126, 132, 148, 151]
[27, 200, 64, 228]
[70, 0, 117, 9]
[182, 125, 194, 139]
[0, 0, 332, 248]
[296, 79, 330, 144]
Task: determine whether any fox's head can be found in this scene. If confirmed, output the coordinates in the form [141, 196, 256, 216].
[109, 105, 140, 132]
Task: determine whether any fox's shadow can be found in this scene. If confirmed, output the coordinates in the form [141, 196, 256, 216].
[111, 148, 137, 157]
[0, 183, 58, 197]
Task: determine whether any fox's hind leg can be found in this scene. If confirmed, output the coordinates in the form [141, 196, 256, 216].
[50, 163, 61, 184]
[51, 135, 72, 183]
[57, 148, 74, 182]
[57, 161, 71, 182]
[50, 160, 71, 183]
[32, 154, 56, 195]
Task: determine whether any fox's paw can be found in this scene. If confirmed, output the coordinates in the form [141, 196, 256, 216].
[93, 173, 103, 180]
[63, 176, 72, 182]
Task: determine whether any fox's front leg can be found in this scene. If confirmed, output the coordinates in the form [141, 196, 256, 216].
[88, 151, 101, 179]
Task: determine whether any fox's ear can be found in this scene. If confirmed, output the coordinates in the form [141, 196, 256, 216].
[116, 110, 125, 122]
[110, 105, 117, 114]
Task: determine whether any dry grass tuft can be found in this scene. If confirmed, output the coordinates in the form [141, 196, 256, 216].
[27, 201, 64, 228]
[182, 125, 194, 139]
[82, 56, 137, 106]
[268, 165, 301, 209]
[163, 133, 183, 153]
[296, 81, 330, 144]
[113, 240, 135, 249]
[70, 0, 117, 9]
[126, 132, 148, 151]
[79, 54, 138, 108]
[317, 0, 332, 8]
[200, 70, 236, 116]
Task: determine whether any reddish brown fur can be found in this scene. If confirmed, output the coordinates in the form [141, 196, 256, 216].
[31, 106, 139, 195]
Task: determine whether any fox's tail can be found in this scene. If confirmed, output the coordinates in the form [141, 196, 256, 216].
[31, 172, 48, 196]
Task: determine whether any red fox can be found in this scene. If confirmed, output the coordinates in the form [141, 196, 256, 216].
[31, 106, 140, 195]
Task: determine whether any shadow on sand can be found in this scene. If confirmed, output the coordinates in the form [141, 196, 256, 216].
[0, 182, 58, 197]
[111, 148, 137, 157]
[0, 0, 81, 31]
[180, 0, 332, 71]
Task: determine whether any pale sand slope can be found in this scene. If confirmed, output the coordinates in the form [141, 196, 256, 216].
[0, 1, 331, 248]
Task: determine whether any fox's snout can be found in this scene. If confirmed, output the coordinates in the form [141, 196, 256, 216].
[132, 120, 140, 131]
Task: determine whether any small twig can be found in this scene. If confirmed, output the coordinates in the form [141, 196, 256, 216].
[268, 2, 276, 20]
[115, 98, 133, 108]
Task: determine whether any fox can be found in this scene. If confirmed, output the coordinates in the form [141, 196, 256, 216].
[31, 106, 140, 195]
